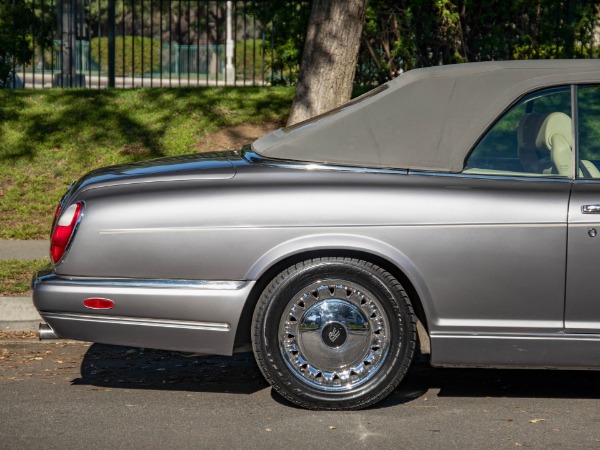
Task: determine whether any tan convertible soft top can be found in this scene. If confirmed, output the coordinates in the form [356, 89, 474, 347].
[252, 60, 600, 172]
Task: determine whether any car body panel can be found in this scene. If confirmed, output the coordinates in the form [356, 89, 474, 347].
[71, 152, 235, 195]
[430, 333, 600, 369]
[32, 62, 600, 374]
[566, 180, 600, 333]
[41, 151, 571, 353]
[33, 271, 254, 355]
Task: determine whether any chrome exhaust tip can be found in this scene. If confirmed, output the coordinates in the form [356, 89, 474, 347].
[38, 323, 59, 340]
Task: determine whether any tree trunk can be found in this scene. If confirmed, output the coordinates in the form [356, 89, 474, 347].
[287, 0, 368, 126]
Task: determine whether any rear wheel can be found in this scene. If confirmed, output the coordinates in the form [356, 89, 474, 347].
[252, 257, 417, 410]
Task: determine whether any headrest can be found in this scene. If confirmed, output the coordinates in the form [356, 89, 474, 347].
[536, 112, 572, 151]
[517, 113, 546, 151]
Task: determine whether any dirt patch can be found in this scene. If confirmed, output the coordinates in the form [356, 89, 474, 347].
[0, 331, 36, 340]
[196, 122, 282, 153]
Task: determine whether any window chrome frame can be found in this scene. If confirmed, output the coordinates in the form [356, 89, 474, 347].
[242, 149, 409, 175]
[460, 84, 574, 180]
[407, 169, 574, 184]
[572, 83, 600, 182]
[571, 84, 579, 180]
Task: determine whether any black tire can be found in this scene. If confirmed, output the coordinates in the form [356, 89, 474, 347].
[251, 257, 417, 410]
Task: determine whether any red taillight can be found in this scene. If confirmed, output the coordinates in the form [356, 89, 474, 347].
[50, 202, 83, 264]
[83, 298, 115, 309]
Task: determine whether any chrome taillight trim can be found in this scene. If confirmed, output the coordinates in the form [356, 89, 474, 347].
[50, 181, 77, 235]
[51, 201, 85, 267]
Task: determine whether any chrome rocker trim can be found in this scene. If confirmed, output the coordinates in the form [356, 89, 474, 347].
[431, 331, 600, 369]
[41, 312, 230, 332]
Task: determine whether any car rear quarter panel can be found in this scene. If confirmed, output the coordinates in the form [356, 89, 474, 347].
[56, 162, 570, 339]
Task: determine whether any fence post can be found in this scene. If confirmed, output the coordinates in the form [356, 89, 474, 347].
[225, 1, 235, 85]
[107, 0, 116, 87]
[55, 0, 85, 87]
[59, 0, 74, 86]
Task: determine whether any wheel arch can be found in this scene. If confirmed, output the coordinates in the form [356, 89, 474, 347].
[234, 236, 433, 352]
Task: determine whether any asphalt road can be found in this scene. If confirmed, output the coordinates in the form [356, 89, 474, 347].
[2, 340, 600, 449]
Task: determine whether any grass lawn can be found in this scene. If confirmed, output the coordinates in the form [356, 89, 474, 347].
[0, 259, 48, 296]
[0, 87, 294, 239]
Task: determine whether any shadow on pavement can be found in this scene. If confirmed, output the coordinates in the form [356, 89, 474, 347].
[73, 344, 600, 408]
[72, 343, 268, 395]
[387, 362, 600, 403]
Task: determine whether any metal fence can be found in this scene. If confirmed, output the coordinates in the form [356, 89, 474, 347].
[15, 0, 292, 88]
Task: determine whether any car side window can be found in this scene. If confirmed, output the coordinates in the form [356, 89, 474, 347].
[464, 87, 572, 177]
[576, 85, 600, 179]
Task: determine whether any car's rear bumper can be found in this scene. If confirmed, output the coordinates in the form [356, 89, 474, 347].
[32, 269, 254, 355]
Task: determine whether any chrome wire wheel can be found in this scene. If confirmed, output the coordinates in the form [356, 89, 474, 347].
[252, 258, 416, 410]
[279, 280, 389, 391]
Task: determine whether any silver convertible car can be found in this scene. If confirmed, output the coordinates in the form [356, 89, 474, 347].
[33, 60, 600, 410]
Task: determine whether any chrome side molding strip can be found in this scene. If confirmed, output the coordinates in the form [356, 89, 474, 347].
[42, 312, 230, 332]
[33, 272, 246, 290]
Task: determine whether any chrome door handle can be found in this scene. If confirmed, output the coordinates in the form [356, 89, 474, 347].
[582, 204, 600, 214]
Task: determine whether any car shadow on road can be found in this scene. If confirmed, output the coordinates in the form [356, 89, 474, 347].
[377, 359, 600, 409]
[72, 344, 600, 408]
[71, 343, 268, 395]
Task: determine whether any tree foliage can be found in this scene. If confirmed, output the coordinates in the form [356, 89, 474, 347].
[360, 0, 600, 83]
[250, 0, 600, 86]
[247, 1, 310, 84]
[0, 0, 51, 87]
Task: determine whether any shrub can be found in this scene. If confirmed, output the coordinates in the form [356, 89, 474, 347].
[90, 36, 161, 76]
[235, 39, 271, 82]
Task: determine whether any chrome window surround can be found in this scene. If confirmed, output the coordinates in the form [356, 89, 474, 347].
[571, 84, 579, 180]
[461, 85, 574, 179]
[242, 149, 408, 175]
[407, 170, 574, 183]
[460, 84, 576, 175]
[243, 149, 575, 183]
[572, 84, 600, 181]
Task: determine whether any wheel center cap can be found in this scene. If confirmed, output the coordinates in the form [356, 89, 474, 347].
[321, 322, 347, 348]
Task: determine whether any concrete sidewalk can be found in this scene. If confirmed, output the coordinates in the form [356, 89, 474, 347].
[0, 239, 49, 260]
[1, 240, 48, 331]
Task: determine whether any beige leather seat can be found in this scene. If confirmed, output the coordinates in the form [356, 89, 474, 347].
[536, 112, 573, 176]
[535, 112, 600, 178]
[517, 113, 546, 173]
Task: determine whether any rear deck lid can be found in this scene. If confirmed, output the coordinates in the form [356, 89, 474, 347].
[74, 151, 236, 192]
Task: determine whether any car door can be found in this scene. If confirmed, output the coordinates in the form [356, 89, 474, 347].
[433, 86, 574, 335]
[565, 84, 600, 333]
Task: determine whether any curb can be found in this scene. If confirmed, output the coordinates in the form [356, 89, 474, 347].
[0, 296, 42, 331]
